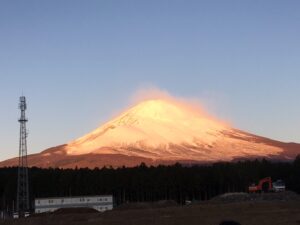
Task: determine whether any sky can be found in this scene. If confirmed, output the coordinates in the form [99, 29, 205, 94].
[0, 0, 299, 161]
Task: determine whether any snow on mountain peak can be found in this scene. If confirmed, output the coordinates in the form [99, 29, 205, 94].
[65, 97, 283, 161]
[109, 99, 214, 125]
[66, 98, 226, 154]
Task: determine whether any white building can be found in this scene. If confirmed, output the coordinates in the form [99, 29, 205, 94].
[34, 195, 113, 214]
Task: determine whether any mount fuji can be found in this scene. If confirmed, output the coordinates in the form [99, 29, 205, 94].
[1, 98, 299, 168]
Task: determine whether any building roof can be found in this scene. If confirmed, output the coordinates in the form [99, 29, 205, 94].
[35, 195, 113, 201]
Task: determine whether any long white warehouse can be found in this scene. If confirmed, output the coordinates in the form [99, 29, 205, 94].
[35, 195, 113, 214]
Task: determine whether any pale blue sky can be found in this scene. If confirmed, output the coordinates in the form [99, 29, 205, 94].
[0, 0, 300, 160]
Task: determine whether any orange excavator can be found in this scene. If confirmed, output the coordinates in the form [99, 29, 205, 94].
[248, 177, 273, 193]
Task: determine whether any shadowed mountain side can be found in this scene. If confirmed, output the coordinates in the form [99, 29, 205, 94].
[0, 145, 154, 168]
[0, 145, 200, 168]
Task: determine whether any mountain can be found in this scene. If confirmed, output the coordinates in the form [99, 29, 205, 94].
[1, 98, 300, 168]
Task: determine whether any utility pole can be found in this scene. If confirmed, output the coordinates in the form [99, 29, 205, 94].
[16, 96, 29, 218]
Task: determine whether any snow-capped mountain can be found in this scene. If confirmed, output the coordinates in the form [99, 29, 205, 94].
[1, 98, 299, 168]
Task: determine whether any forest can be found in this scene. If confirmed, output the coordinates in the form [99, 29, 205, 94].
[1, 156, 300, 213]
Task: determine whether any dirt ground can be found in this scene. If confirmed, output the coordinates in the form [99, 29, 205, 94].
[2, 193, 300, 225]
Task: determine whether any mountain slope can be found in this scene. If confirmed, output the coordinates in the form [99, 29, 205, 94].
[1, 99, 299, 168]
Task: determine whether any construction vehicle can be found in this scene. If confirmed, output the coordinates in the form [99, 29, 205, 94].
[248, 177, 286, 193]
[249, 177, 273, 193]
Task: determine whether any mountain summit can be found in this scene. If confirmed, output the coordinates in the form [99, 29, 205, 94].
[66, 99, 229, 158]
[1, 98, 300, 168]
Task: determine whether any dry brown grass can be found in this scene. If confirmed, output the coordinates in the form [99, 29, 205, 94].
[1, 200, 300, 225]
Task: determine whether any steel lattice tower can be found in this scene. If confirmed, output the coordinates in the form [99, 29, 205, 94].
[17, 96, 29, 217]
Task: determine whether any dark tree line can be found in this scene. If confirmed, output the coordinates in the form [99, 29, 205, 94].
[1, 157, 300, 213]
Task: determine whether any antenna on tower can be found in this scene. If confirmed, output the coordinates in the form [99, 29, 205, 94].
[16, 96, 30, 218]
